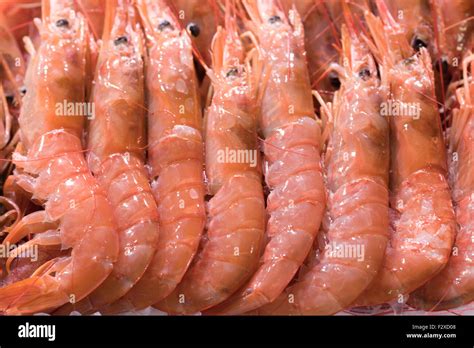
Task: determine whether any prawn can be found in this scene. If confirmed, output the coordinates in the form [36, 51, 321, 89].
[251, 9, 390, 315]
[156, 1, 266, 314]
[54, 0, 160, 315]
[353, 0, 456, 307]
[102, 0, 206, 313]
[0, 0, 119, 315]
[207, 0, 325, 315]
[409, 53, 474, 311]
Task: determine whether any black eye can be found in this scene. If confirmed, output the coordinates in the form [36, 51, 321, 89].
[226, 67, 239, 77]
[328, 71, 341, 89]
[55, 19, 69, 27]
[187, 22, 200, 37]
[5, 94, 14, 104]
[268, 15, 281, 24]
[358, 68, 371, 80]
[412, 36, 427, 51]
[114, 36, 128, 46]
[158, 20, 172, 31]
[19, 86, 27, 95]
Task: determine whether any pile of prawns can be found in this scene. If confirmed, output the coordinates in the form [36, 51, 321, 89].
[0, 0, 472, 316]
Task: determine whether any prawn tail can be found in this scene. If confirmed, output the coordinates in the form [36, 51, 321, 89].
[0, 275, 68, 315]
[94, 156, 160, 296]
[205, 288, 272, 315]
[56, 154, 160, 315]
[412, 296, 474, 312]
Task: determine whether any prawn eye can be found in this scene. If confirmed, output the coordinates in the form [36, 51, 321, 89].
[358, 68, 371, 80]
[412, 36, 427, 51]
[114, 36, 128, 46]
[5, 94, 14, 104]
[158, 20, 172, 31]
[226, 67, 239, 78]
[55, 19, 69, 28]
[268, 15, 281, 24]
[187, 22, 200, 37]
[328, 72, 341, 89]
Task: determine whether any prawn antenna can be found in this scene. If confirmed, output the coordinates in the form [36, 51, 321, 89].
[74, 0, 100, 40]
[342, 0, 357, 37]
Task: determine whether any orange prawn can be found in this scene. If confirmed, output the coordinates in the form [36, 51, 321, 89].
[409, 53, 474, 311]
[54, 0, 160, 315]
[156, 1, 266, 314]
[207, 0, 325, 315]
[0, 0, 119, 315]
[102, 0, 206, 313]
[250, 11, 390, 315]
[353, 0, 456, 307]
